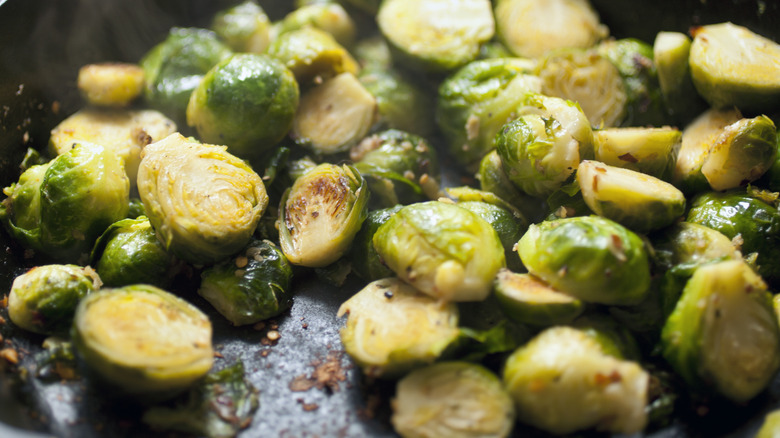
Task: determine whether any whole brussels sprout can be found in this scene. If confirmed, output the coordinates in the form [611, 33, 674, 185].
[687, 190, 780, 285]
[276, 3, 356, 47]
[661, 259, 780, 403]
[8, 264, 101, 335]
[391, 361, 516, 438]
[90, 216, 179, 288]
[502, 326, 649, 435]
[337, 278, 460, 378]
[517, 215, 651, 305]
[279, 163, 368, 268]
[437, 58, 542, 166]
[346, 205, 402, 282]
[373, 201, 506, 302]
[198, 239, 293, 326]
[210, 1, 271, 53]
[2, 141, 130, 262]
[72, 284, 214, 400]
[137, 133, 268, 266]
[186, 54, 300, 161]
[140, 27, 233, 125]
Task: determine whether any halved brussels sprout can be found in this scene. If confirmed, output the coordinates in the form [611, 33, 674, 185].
[494, 0, 608, 59]
[351, 129, 440, 208]
[673, 107, 743, 194]
[186, 53, 300, 161]
[137, 133, 268, 266]
[8, 264, 101, 335]
[90, 216, 179, 288]
[210, 1, 271, 53]
[537, 48, 627, 128]
[593, 126, 681, 181]
[77, 63, 145, 107]
[700, 115, 777, 191]
[650, 222, 741, 274]
[503, 326, 649, 435]
[493, 269, 584, 326]
[437, 58, 541, 166]
[72, 285, 214, 399]
[347, 205, 402, 282]
[337, 278, 460, 378]
[266, 26, 358, 84]
[577, 160, 686, 232]
[279, 163, 368, 268]
[689, 23, 780, 112]
[661, 259, 780, 403]
[48, 108, 177, 187]
[0, 161, 51, 252]
[653, 31, 706, 125]
[359, 68, 435, 138]
[686, 190, 780, 285]
[517, 215, 651, 305]
[276, 3, 356, 47]
[391, 361, 515, 438]
[596, 38, 666, 127]
[291, 72, 377, 155]
[477, 150, 546, 223]
[140, 27, 233, 125]
[198, 239, 293, 326]
[373, 201, 506, 302]
[377, 0, 494, 72]
[495, 112, 591, 198]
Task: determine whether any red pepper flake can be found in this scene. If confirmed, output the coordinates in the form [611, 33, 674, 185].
[618, 152, 639, 163]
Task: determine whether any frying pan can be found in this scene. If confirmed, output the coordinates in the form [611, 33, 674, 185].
[1, 0, 779, 436]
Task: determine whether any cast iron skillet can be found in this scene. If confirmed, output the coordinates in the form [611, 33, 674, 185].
[1, 0, 780, 436]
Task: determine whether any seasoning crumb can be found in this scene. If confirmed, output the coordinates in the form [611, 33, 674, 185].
[214, 352, 224, 358]
[253, 321, 266, 331]
[0, 295, 6, 308]
[51, 101, 60, 114]
[302, 323, 309, 329]
[260, 350, 270, 357]
[0, 348, 18, 364]
[267, 330, 281, 342]
[235, 256, 249, 268]
[296, 398, 319, 411]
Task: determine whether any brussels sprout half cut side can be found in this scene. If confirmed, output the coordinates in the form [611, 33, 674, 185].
[266, 26, 359, 85]
[9, 264, 101, 335]
[593, 126, 681, 181]
[391, 361, 516, 438]
[279, 163, 368, 268]
[661, 259, 780, 403]
[493, 269, 584, 327]
[72, 285, 214, 400]
[653, 31, 706, 124]
[337, 278, 460, 378]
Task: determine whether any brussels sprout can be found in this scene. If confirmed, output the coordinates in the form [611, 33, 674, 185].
[700, 115, 778, 191]
[373, 201, 506, 302]
[0, 161, 51, 252]
[358, 68, 435, 138]
[757, 410, 780, 438]
[337, 278, 460, 378]
[276, 3, 356, 47]
[650, 222, 741, 274]
[569, 313, 642, 361]
[48, 108, 177, 187]
[653, 31, 707, 125]
[142, 360, 259, 438]
[377, 0, 494, 72]
[437, 58, 542, 166]
[502, 326, 649, 435]
[210, 1, 271, 53]
[77, 63, 145, 107]
[689, 23, 780, 112]
[140, 27, 233, 125]
[127, 197, 146, 219]
[517, 215, 651, 305]
[290, 72, 377, 155]
[577, 160, 686, 232]
[354, 35, 393, 71]
[266, 27, 359, 84]
[137, 133, 268, 266]
[346, 205, 402, 282]
[686, 190, 780, 284]
[391, 362, 515, 438]
[90, 216, 179, 288]
[593, 126, 681, 181]
[279, 163, 368, 268]
[673, 107, 743, 194]
[8, 264, 101, 335]
[494, 0, 608, 58]
[198, 239, 293, 326]
[351, 130, 440, 208]
[596, 38, 666, 127]
[72, 285, 214, 399]
[537, 48, 628, 128]
[493, 270, 584, 326]
[477, 150, 546, 223]
[661, 260, 780, 403]
[495, 112, 590, 198]
[186, 53, 300, 161]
